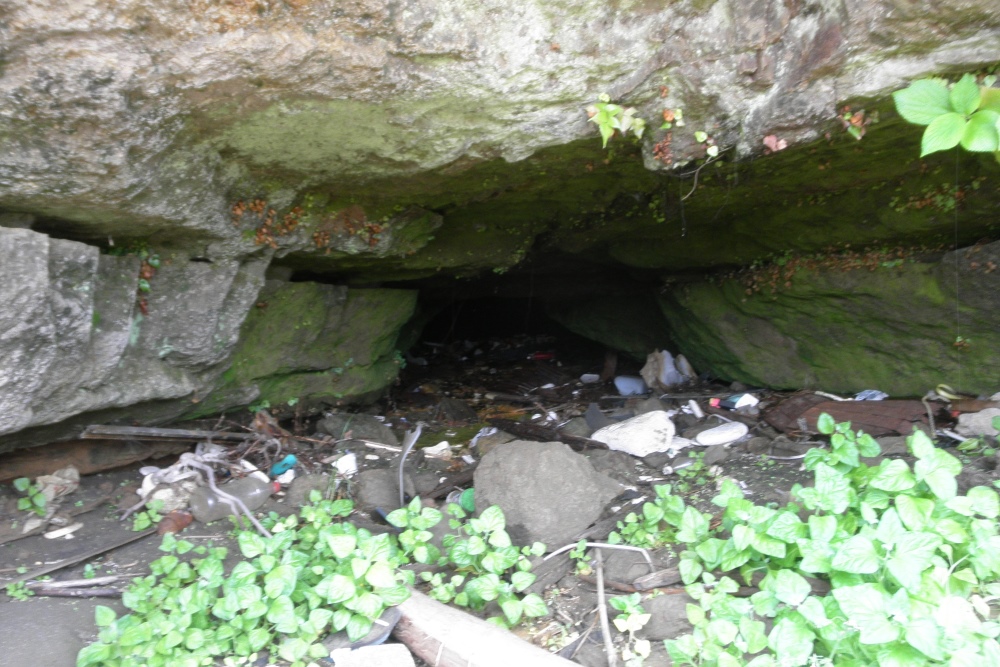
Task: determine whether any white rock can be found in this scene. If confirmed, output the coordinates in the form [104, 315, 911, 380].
[592, 411, 676, 457]
[695, 421, 749, 446]
[956, 408, 1000, 438]
[614, 375, 648, 396]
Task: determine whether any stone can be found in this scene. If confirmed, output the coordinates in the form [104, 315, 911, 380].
[875, 436, 910, 457]
[559, 416, 594, 439]
[660, 241, 1000, 396]
[702, 444, 730, 466]
[285, 474, 333, 508]
[473, 441, 622, 548]
[956, 408, 1000, 438]
[584, 403, 612, 432]
[585, 449, 639, 484]
[695, 422, 749, 446]
[355, 469, 416, 510]
[635, 593, 695, 641]
[318, 414, 400, 446]
[592, 411, 677, 457]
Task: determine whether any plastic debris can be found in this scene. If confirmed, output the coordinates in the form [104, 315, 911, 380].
[580, 373, 600, 384]
[591, 410, 680, 457]
[711, 393, 759, 410]
[423, 441, 453, 460]
[640, 349, 689, 390]
[686, 399, 705, 419]
[269, 454, 297, 476]
[614, 375, 648, 396]
[333, 452, 358, 476]
[855, 389, 889, 401]
[275, 469, 296, 485]
[188, 476, 275, 523]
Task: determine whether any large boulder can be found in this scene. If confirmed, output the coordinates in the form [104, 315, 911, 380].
[660, 241, 1000, 396]
[474, 441, 622, 549]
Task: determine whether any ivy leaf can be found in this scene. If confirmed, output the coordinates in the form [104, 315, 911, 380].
[893, 79, 952, 125]
[677, 506, 709, 543]
[814, 463, 852, 514]
[808, 515, 837, 543]
[364, 561, 397, 589]
[773, 570, 812, 607]
[510, 571, 535, 592]
[914, 448, 962, 500]
[950, 74, 982, 116]
[316, 573, 356, 604]
[832, 584, 900, 644]
[968, 486, 1000, 518]
[263, 564, 297, 599]
[798, 596, 830, 628]
[767, 511, 807, 543]
[324, 534, 358, 559]
[733, 524, 755, 551]
[95, 605, 117, 627]
[266, 595, 298, 634]
[345, 614, 373, 642]
[896, 494, 934, 531]
[887, 532, 941, 592]
[237, 532, 266, 559]
[384, 508, 408, 528]
[920, 112, 966, 156]
[679, 555, 703, 585]
[874, 507, 907, 547]
[768, 616, 816, 666]
[870, 459, 916, 493]
[961, 110, 1000, 152]
[904, 617, 945, 661]
[478, 506, 506, 532]
[521, 593, 548, 617]
[831, 535, 879, 574]
[817, 413, 836, 435]
[878, 643, 932, 667]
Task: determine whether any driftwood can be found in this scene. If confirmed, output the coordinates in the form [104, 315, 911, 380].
[486, 419, 608, 451]
[394, 589, 576, 667]
[763, 394, 941, 436]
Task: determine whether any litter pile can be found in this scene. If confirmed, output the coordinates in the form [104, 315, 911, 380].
[2, 332, 1000, 666]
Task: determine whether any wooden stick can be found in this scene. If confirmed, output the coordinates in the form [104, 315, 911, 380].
[1, 529, 156, 588]
[393, 589, 577, 667]
[81, 425, 247, 442]
[24, 575, 119, 589]
[594, 548, 618, 667]
[30, 587, 121, 598]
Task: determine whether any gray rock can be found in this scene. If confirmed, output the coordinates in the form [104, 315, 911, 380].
[559, 416, 594, 439]
[356, 469, 416, 510]
[703, 444, 730, 466]
[586, 449, 639, 484]
[285, 474, 333, 507]
[584, 404, 612, 432]
[875, 436, 910, 457]
[474, 441, 622, 548]
[318, 414, 399, 446]
[636, 593, 696, 641]
[957, 409, 1000, 438]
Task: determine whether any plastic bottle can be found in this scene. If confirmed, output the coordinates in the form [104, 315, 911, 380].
[188, 476, 275, 524]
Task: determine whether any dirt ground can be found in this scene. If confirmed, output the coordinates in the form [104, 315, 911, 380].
[2, 332, 997, 667]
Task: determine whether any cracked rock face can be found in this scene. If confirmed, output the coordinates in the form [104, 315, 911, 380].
[0, 0, 998, 447]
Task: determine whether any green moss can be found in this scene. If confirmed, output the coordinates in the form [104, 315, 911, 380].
[195, 281, 416, 413]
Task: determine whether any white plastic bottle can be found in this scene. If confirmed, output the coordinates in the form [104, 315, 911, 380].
[188, 476, 275, 523]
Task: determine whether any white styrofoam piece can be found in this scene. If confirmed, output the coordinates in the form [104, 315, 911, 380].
[592, 410, 676, 457]
[695, 421, 749, 446]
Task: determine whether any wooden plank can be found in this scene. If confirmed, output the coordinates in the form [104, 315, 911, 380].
[394, 589, 576, 667]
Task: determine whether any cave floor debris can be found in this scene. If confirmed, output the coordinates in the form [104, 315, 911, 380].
[2, 332, 998, 666]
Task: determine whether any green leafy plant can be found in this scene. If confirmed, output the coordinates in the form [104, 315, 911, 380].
[893, 73, 1000, 160]
[132, 499, 165, 531]
[80, 493, 550, 667]
[610, 593, 653, 666]
[78, 493, 411, 667]
[5, 581, 34, 601]
[655, 414, 1000, 666]
[410, 503, 548, 628]
[247, 399, 270, 414]
[13, 477, 46, 517]
[587, 93, 647, 148]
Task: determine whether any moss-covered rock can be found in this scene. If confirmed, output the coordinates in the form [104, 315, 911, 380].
[192, 281, 416, 416]
[659, 241, 1000, 396]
